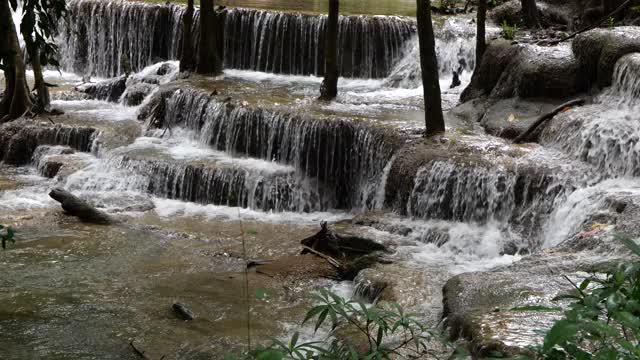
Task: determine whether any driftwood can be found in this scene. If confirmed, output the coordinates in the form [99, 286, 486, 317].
[49, 188, 114, 224]
[548, 0, 631, 46]
[513, 99, 586, 144]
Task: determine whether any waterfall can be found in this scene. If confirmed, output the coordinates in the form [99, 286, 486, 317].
[383, 18, 477, 88]
[406, 158, 575, 241]
[541, 53, 640, 178]
[60, 0, 415, 79]
[142, 87, 404, 210]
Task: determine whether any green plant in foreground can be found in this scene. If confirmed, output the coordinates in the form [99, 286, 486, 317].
[233, 289, 459, 359]
[0, 225, 15, 250]
[537, 237, 640, 359]
[501, 20, 518, 40]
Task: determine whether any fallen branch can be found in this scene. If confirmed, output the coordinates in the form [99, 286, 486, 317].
[548, 0, 631, 46]
[49, 188, 115, 224]
[300, 245, 344, 269]
[513, 99, 586, 144]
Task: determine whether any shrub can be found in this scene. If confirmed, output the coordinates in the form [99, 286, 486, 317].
[502, 20, 518, 40]
[236, 289, 460, 359]
[538, 238, 640, 359]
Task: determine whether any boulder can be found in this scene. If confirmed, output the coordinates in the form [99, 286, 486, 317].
[491, 0, 574, 29]
[49, 188, 115, 225]
[123, 83, 156, 106]
[76, 76, 127, 102]
[573, 26, 640, 89]
[156, 62, 177, 76]
[462, 41, 582, 102]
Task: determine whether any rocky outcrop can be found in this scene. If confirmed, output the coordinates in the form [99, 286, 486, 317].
[76, 76, 127, 103]
[573, 26, 640, 89]
[0, 121, 96, 166]
[461, 41, 581, 102]
[122, 83, 156, 106]
[491, 0, 575, 29]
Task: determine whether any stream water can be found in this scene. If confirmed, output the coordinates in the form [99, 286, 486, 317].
[2, 0, 640, 358]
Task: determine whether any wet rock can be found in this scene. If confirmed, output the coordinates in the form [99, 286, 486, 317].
[51, 90, 92, 102]
[156, 62, 177, 76]
[573, 26, 640, 89]
[0, 121, 96, 166]
[477, 98, 565, 139]
[123, 83, 156, 106]
[462, 41, 581, 102]
[76, 76, 127, 102]
[255, 254, 339, 280]
[171, 303, 195, 320]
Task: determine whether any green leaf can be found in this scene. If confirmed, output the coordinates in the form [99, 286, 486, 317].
[315, 308, 329, 333]
[256, 350, 284, 360]
[579, 278, 591, 291]
[612, 311, 640, 330]
[621, 237, 640, 257]
[289, 331, 299, 349]
[255, 288, 270, 300]
[302, 305, 326, 325]
[543, 320, 579, 351]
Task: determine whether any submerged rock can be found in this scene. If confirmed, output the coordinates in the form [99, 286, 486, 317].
[76, 76, 127, 102]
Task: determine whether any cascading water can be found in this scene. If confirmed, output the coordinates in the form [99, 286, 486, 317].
[60, 0, 415, 78]
[541, 53, 640, 178]
[143, 87, 403, 210]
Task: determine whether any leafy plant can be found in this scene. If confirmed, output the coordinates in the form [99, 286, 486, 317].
[242, 289, 459, 359]
[606, 16, 615, 28]
[537, 237, 640, 359]
[501, 20, 518, 40]
[1, 225, 15, 250]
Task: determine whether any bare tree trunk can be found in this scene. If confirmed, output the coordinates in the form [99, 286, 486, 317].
[0, 0, 32, 122]
[180, 0, 195, 72]
[319, 0, 339, 101]
[417, 0, 445, 136]
[25, 38, 50, 112]
[520, 0, 539, 28]
[196, 0, 222, 75]
[476, 0, 487, 68]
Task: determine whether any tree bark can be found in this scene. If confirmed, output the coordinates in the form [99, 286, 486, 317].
[196, 0, 222, 75]
[417, 0, 445, 136]
[180, 0, 195, 72]
[319, 0, 339, 101]
[0, 0, 33, 122]
[25, 38, 50, 112]
[520, 0, 539, 28]
[476, 0, 487, 68]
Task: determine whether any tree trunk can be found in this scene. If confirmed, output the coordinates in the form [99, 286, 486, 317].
[520, 0, 539, 28]
[319, 0, 339, 101]
[196, 0, 222, 75]
[0, 0, 33, 122]
[25, 38, 50, 112]
[180, 0, 195, 72]
[417, 0, 445, 136]
[476, 0, 487, 68]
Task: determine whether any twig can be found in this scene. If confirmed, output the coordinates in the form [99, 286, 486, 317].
[47, 117, 55, 125]
[513, 98, 585, 144]
[300, 245, 344, 269]
[548, 0, 631, 46]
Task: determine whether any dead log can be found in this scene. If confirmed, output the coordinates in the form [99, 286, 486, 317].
[49, 188, 114, 224]
[513, 99, 586, 144]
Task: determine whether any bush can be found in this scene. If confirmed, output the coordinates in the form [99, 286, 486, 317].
[538, 238, 640, 359]
[501, 20, 518, 40]
[237, 289, 460, 359]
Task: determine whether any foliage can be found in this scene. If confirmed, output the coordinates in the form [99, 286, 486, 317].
[0, 225, 16, 250]
[537, 238, 640, 359]
[14, 0, 68, 69]
[606, 16, 615, 28]
[501, 20, 518, 40]
[231, 289, 459, 359]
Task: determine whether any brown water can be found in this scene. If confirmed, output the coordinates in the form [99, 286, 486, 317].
[0, 169, 328, 359]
